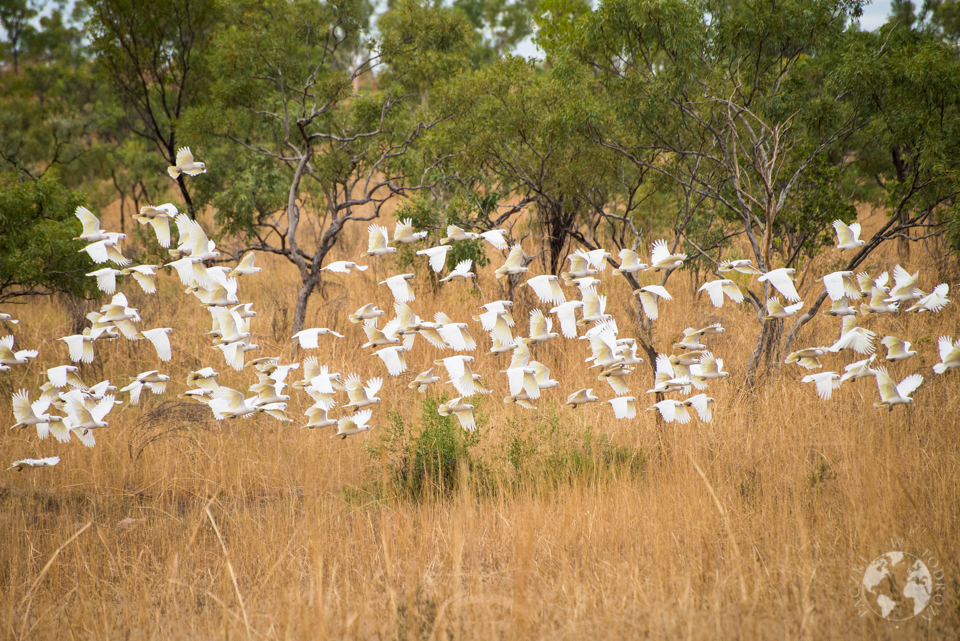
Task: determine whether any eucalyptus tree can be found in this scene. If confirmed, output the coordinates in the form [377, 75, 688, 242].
[185, 0, 475, 335]
[0, 2, 101, 302]
[539, 0, 879, 379]
[435, 56, 616, 276]
[88, 0, 219, 218]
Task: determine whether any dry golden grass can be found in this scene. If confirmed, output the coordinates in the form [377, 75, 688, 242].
[1, 206, 958, 639]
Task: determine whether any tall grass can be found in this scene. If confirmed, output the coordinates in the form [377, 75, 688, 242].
[0, 205, 958, 639]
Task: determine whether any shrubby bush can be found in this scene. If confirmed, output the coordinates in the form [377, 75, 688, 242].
[347, 395, 645, 503]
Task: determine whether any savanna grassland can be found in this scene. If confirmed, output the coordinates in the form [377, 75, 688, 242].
[1, 206, 958, 640]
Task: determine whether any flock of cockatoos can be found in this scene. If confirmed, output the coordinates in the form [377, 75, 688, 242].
[2, 153, 958, 471]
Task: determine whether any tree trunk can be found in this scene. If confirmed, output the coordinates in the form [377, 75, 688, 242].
[291, 271, 320, 337]
[176, 174, 196, 219]
[891, 147, 910, 260]
[745, 318, 782, 387]
[539, 199, 576, 275]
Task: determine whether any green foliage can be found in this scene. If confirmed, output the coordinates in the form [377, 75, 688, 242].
[392, 195, 492, 277]
[453, 0, 539, 66]
[502, 404, 646, 486]
[363, 394, 487, 501]
[840, 21, 960, 251]
[0, 172, 98, 302]
[350, 396, 646, 504]
[377, 0, 476, 95]
[88, 0, 220, 216]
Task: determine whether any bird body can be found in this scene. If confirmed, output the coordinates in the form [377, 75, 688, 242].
[344, 374, 382, 410]
[549, 301, 583, 339]
[409, 368, 441, 393]
[133, 204, 178, 247]
[647, 239, 686, 271]
[417, 246, 451, 275]
[861, 287, 899, 314]
[74, 206, 108, 242]
[603, 396, 637, 419]
[613, 249, 647, 275]
[873, 367, 923, 410]
[350, 304, 385, 324]
[885, 265, 922, 303]
[829, 317, 876, 355]
[394, 218, 428, 243]
[167, 147, 206, 178]
[379, 274, 416, 304]
[434, 356, 484, 397]
[362, 224, 396, 257]
[120, 371, 170, 405]
[62, 390, 115, 431]
[881, 336, 917, 361]
[648, 400, 691, 423]
[440, 259, 475, 282]
[561, 250, 599, 282]
[479, 230, 509, 250]
[821, 271, 862, 302]
[336, 410, 373, 438]
[435, 313, 477, 351]
[375, 345, 409, 376]
[230, 253, 262, 277]
[758, 268, 801, 302]
[525, 309, 558, 343]
[634, 285, 672, 320]
[833, 220, 864, 250]
[208, 388, 259, 419]
[719, 259, 762, 276]
[0, 335, 38, 367]
[683, 394, 714, 422]
[934, 337, 960, 374]
[10, 390, 58, 432]
[139, 327, 174, 361]
[801, 372, 841, 400]
[764, 297, 803, 319]
[698, 279, 744, 307]
[906, 284, 950, 313]
[437, 398, 476, 431]
[823, 297, 858, 317]
[323, 261, 369, 273]
[294, 327, 345, 348]
[303, 405, 337, 429]
[9, 457, 60, 471]
[122, 265, 160, 294]
[565, 388, 599, 408]
[495, 245, 529, 279]
[441, 225, 480, 243]
[524, 275, 566, 305]
[59, 331, 95, 363]
[785, 347, 829, 370]
[840, 354, 878, 383]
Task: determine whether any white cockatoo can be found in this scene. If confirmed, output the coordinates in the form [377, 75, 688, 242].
[832, 219, 864, 250]
[133, 203, 178, 247]
[646, 239, 686, 271]
[758, 268, 801, 302]
[167, 147, 206, 178]
[362, 224, 396, 257]
[393, 218, 428, 244]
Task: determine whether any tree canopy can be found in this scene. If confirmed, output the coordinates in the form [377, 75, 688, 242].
[1, 0, 958, 377]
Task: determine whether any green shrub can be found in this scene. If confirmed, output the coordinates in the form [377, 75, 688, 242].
[347, 397, 646, 504]
[362, 393, 488, 501]
[502, 403, 647, 487]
